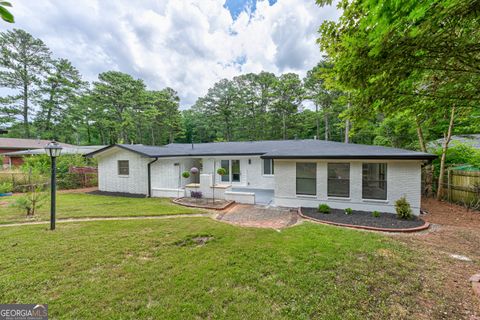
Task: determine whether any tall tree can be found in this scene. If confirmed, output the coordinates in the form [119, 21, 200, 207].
[194, 79, 238, 141]
[317, 0, 479, 199]
[36, 58, 85, 139]
[271, 73, 304, 140]
[0, 29, 51, 137]
[144, 88, 182, 145]
[304, 62, 340, 140]
[91, 71, 146, 143]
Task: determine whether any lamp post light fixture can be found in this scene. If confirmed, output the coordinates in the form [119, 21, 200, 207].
[44, 141, 63, 230]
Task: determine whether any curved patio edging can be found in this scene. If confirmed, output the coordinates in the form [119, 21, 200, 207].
[298, 208, 430, 233]
[172, 197, 236, 211]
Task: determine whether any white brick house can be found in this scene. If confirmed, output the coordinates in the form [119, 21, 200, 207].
[87, 140, 435, 215]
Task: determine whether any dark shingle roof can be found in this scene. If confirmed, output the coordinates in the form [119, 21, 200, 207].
[86, 140, 436, 160]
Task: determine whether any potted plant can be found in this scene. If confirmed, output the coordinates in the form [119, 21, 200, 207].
[213, 167, 227, 204]
[190, 167, 199, 201]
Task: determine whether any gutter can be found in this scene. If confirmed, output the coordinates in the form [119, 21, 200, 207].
[147, 157, 159, 197]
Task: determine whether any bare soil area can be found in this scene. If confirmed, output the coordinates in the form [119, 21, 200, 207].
[217, 204, 298, 229]
[173, 197, 234, 210]
[391, 198, 480, 319]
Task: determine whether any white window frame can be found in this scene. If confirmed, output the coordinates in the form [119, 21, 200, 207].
[362, 162, 388, 200]
[296, 162, 317, 196]
[263, 159, 274, 176]
[117, 160, 129, 176]
[327, 163, 350, 198]
[220, 159, 241, 183]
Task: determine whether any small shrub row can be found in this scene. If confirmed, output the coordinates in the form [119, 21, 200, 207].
[316, 197, 413, 220]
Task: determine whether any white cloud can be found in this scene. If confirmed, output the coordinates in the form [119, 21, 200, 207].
[6, 0, 340, 107]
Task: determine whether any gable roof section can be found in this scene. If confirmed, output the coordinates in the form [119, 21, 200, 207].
[0, 137, 73, 150]
[86, 140, 436, 160]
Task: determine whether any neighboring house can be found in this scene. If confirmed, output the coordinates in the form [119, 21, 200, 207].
[0, 138, 73, 168]
[430, 134, 480, 150]
[86, 140, 436, 215]
[3, 145, 105, 169]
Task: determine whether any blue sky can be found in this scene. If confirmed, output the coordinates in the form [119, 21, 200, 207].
[224, 0, 277, 19]
[6, 0, 339, 107]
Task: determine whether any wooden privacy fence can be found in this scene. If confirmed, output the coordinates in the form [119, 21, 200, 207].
[442, 170, 480, 208]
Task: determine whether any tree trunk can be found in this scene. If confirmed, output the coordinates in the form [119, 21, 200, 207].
[415, 116, 427, 153]
[436, 106, 456, 200]
[23, 81, 29, 138]
[86, 122, 91, 144]
[344, 119, 350, 143]
[315, 103, 319, 139]
[282, 112, 286, 140]
[415, 115, 433, 197]
[344, 98, 351, 143]
[45, 83, 57, 132]
[324, 106, 329, 141]
[151, 127, 155, 145]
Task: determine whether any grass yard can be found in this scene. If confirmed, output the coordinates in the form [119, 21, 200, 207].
[0, 218, 426, 319]
[0, 193, 203, 224]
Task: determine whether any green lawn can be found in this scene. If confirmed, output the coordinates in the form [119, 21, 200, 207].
[0, 193, 203, 224]
[0, 218, 425, 319]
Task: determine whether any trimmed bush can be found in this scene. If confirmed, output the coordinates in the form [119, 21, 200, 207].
[318, 204, 331, 214]
[216, 168, 227, 176]
[395, 196, 412, 220]
[372, 210, 381, 218]
[344, 208, 353, 215]
[182, 171, 191, 179]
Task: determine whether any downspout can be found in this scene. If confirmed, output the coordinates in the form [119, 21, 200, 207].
[147, 157, 159, 197]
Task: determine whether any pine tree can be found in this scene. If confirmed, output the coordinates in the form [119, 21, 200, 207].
[0, 29, 51, 137]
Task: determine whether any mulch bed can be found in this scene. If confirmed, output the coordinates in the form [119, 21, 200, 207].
[87, 190, 147, 198]
[300, 207, 427, 231]
[172, 197, 235, 210]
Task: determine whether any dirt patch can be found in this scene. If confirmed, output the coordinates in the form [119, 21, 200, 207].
[174, 234, 214, 247]
[390, 197, 480, 318]
[173, 197, 234, 210]
[217, 204, 298, 229]
[59, 187, 98, 194]
[421, 197, 480, 228]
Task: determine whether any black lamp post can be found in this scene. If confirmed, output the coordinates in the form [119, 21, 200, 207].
[44, 141, 63, 230]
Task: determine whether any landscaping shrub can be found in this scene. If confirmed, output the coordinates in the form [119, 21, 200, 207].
[372, 210, 381, 218]
[318, 204, 331, 214]
[395, 196, 412, 220]
[11, 183, 47, 216]
[21, 154, 97, 180]
[190, 191, 202, 199]
[182, 171, 190, 179]
[58, 173, 84, 190]
[0, 181, 13, 193]
[344, 208, 353, 215]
